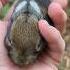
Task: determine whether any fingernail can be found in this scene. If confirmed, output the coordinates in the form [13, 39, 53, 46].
[38, 19, 49, 27]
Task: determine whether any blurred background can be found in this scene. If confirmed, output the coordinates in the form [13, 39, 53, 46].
[0, 0, 70, 70]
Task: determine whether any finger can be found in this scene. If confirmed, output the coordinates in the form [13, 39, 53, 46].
[48, 2, 67, 33]
[38, 20, 65, 64]
[3, 0, 18, 22]
[38, 20, 65, 51]
[52, 0, 68, 9]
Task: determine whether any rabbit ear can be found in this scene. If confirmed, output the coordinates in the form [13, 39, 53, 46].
[12, 0, 27, 21]
[34, 0, 51, 18]
[35, 0, 51, 8]
[3, 0, 19, 22]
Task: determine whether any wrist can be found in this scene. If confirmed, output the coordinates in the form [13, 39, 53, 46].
[0, 0, 8, 6]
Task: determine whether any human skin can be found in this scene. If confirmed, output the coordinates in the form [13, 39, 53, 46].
[0, 0, 67, 70]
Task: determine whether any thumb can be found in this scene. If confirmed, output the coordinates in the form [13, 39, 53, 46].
[38, 20, 65, 63]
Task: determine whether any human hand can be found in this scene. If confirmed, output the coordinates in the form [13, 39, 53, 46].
[0, 0, 67, 70]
